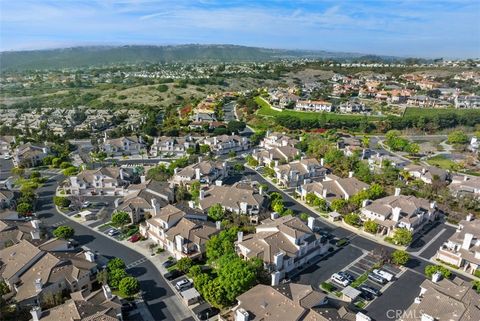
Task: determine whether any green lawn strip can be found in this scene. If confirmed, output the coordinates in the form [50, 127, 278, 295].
[426, 155, 457, 170]
[350, 272, 368, 288]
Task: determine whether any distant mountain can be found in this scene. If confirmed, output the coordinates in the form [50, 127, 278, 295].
[0, 44, 398, 71]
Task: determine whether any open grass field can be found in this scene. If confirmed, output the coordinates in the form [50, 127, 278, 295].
[403, 107, 480, 118]
[425, 154, 457, 170]
[255, 96, 384, 121]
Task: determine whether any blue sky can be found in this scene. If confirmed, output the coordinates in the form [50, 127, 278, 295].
[0, 0, 479, 58]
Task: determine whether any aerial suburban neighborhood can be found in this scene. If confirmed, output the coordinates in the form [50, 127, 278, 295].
[1, 1, 480, 321]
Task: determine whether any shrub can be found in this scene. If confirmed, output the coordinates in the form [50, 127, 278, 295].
[391, 250, 410, 266]
[424, 265, 452, 279]
[53, 196, 71, 208]
[53, 226, 74, 239]
[118, 277, 140, 296]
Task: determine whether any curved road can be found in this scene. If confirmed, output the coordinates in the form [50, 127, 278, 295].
[36, 173, 182, 321]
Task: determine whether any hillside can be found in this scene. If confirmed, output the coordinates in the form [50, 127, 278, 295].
[0, 44, 385, 71]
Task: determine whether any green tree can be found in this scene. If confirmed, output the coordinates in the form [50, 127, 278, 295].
[228, 150, 236, 158]
[0, 281, 9, 295]
[344, 213, 361, 227]
[176, 257, 193, 273]
[208, 203, 226, 221]
[53, 196, 71, 208]
[305, 192, 318, 205]
[391, 250, 410, 266]
[364, 220, 379, 234]
[190, 181, 201, 201]
[447, 130, 469, 145]
[473, 280, 480, 294]
[330, 198, 347, 213]
[108, 269, 128, 288]
[188, 265, 202, 278]
[199, 144, 211, 154]
[16, 202, 33, 215]
[392, 228, 413, 246]
[272, 200, 285, 214]
[424, 265, 452, 279]
[53, 225, 74, 239]
[111, 211, 131, 228]
[119, 277, 140, 296]
[206, 228, 238, 262]
[246, 155, 259, 167]
[107, 258, 126, 271]
[299, 213, 310, 221]
[62, 166, 79, 176]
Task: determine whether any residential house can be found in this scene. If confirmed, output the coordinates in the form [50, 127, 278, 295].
[260, 132, 298, 149]
[171, 160, 228, 186]
[274, 158, 328, 188]
[368, 152, 409, 171]
[140, 204, 217, 260]
[337, 136, 366, 158]
[339, 100, 369, 113]
[252, 146, 300, 167]
[236, 215, 328, 283]
[116, 178, 175, 223]
[400, 273, 480, 321]
[295, 100, 333, 112]
[101, 134, 146, 157]
[219, 283, 366, 321]
[404, 164, 449, 184]
[436, 214, 480, 275]
[360, 189, 438, 237]
[149, 136, 197, 157]
[0, 219, 42, 250]
[299, 174, 370, 204]
[202, 134, 249, 155]
[196, 182, 267, 221]
[0, 135, 15, 156]
[13, 143, 49, 168]
[69, 167, 130, 196]
[0, 189, 14, 209]
[29, 285, 122, 321]
[449, 175, 480, 198]
[455, 95, 480, 109]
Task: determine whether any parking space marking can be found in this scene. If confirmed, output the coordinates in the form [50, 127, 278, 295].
[52, 219, 69, 227]
[126, 257, 149, 269]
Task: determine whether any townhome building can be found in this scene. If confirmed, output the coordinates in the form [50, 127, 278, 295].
[260, 132, 298, 149]
[0, 135, 15, 156]
[170, 160, 229, 186]
[29, 285, 122, 321]
[436, 214, 480, 275]
[149, 136, 197, 157]
[274, 158, 328, 188]
[0, 189, 14, 209]
[295, 100, 333, 112]
[368, 152, 409, 171]
[404, 164, 450, 184]
[100, 134, 146, 157]
[299, 173, 370, 204]
[252, 146, 300, 167]
[0, 240, 99, 306]
[0, 219, 42, 250]
[360, 189, 439, 237]
[400, 273, 480, 321]
[202, 134, 249, 155]
[455, 95, 480, 109]
[220, 283, 367, 321]
[13, 143, 49, 168]
[337, 136, 367, 158]
[140, 204, 217, 260]
[236, 215, 328, 283]
[339, 100, 369, 113]
[115, 177, 175, 223]
[69, 167, 131, 196]
[196, 182, 267, 222]
[449, 175, 480, 198]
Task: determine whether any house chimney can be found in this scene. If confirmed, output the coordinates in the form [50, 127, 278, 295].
[466, 213, 474, 222]
[188, 200, 195, 209]
[462, 233, 474, 250]
[102, 284, 113, 300]
[195, 168, 201, 180]
[174, 167, 179, 175]
[119, 168, 124, 180]
[237, 231, 243, 243]
[140, 175, 146, 183]
[270, 212, 279, 220]
[213, 137, 218, 145]
[30, 306, 42, 321]
[322, 188, 328, 199]
[431, 271, 442, 283]
[235, 308, 250, 321]
[271, 271, 281, 286]
[215, 180, 223, 186]
[274, 160, 279, 168]
[31, 219, 41, 229]
[259, 185, 264, 195]
[348, 171, 354, 178]
[307, 216, 315, 230]
[34, 278, 43, 293]
[394, 187, 401, 196]
[84, 251, 95, 263]
[199, 190, 205, 200]
[320, 158, 324, 166]
[103, 132, 108, 143]
[273, 252, 284, 270]
[114, 198, 121, 208]
[429, 201, 436, 210]
[392, 207, 401, 222]
[198, 156, 203, 163]
[216, 221, 222, 230]
[42, 147, 48, 154]
[362, 199, 371, 208]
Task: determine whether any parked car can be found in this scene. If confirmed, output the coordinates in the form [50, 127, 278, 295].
[164, 269, 184, 281]
[121, 302, 137, 313]
[359, 285, 381, 297]
[330, 273, 350, 287]
[162, 259, 176, 269]
[175, 279, 192, 291]
[107, 228, 119, 236]
[197, 307, 220, 320]
[372, 269, 394, 282]
[359, 290, 375, 301]
[129, 234, 141, 243]
[3, 154, 11, 160]
[338, 271, 355, 283]
[81, 201, 92, 208]
[368, 273, 386, 284]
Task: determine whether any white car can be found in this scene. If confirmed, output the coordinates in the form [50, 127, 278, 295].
[330, 273, 350, 287]
[372, 269, 393, 282]
[3, 154, 11, 160]
[175, 279, 192, 291]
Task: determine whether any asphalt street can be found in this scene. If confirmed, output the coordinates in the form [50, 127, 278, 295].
[36, 174, 182, 321]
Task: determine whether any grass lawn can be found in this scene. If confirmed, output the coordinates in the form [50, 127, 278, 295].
[426, 155, 457, 170]
[403, 107, 480, 118]
[350, 272, 368, 288]
[254, 96, 383, 122]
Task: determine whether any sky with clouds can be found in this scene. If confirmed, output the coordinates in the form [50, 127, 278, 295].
[0, 0, 479, 58]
